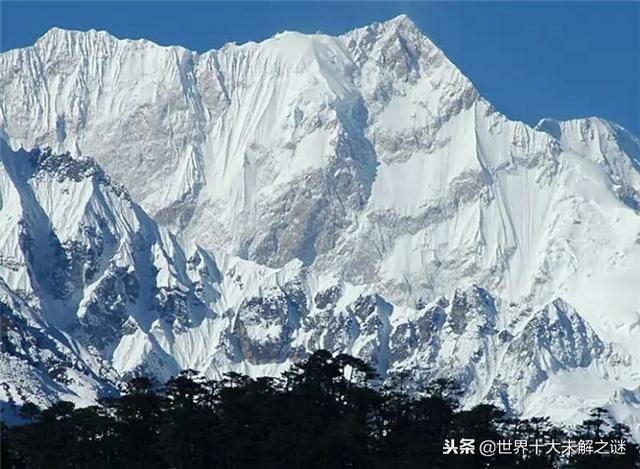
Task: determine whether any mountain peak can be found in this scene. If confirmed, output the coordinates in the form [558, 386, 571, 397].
[352, 13, 429, 46]
[379, 13, 420, 32]
[31, 27, 122, 54]
[37, 26, 68, 39]
[536, 116, 635, 137]
[536, 116, 640, 210]
[36, 27, 105, 43]
[536, 115, 640, 157]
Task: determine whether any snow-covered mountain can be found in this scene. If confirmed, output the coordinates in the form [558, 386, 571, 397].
[1, 15, 639, 434]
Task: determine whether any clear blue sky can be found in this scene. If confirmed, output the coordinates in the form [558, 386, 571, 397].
[2, 1, 639, 134]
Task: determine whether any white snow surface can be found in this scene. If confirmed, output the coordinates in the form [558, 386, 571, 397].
[1, 15, 639, 435]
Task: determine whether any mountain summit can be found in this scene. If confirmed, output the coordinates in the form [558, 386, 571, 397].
[1, 16, 639, 434]
[0, 14, 479, 269]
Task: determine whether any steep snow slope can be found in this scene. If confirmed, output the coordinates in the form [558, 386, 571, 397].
[0, 16, 481, 270]
[536, 116, 640, 210]
[1, 15, 640, 433]
[1, 143, 639, 435]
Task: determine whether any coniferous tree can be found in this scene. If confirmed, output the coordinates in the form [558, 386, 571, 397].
[570, 407, 640, 468]
[103, 376, 164, 468]
[2, 351, 639, 469]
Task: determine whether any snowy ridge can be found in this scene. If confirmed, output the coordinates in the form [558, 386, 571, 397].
[1, 15, 640, 434]
[536, 116, 640, 210]
[1, 142, 639, 434]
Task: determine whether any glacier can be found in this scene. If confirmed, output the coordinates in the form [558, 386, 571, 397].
[0, 15, 639, 435]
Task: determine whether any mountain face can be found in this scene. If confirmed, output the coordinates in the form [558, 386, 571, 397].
[1, 15, 639, 434]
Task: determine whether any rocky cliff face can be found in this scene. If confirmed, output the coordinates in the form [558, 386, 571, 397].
[1, 16, 639, 435]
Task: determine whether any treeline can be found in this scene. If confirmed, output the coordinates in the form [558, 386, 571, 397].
[1, 350, 638, 468]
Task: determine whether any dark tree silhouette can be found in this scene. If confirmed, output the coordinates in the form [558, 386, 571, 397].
[2, 351, 638, 469]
